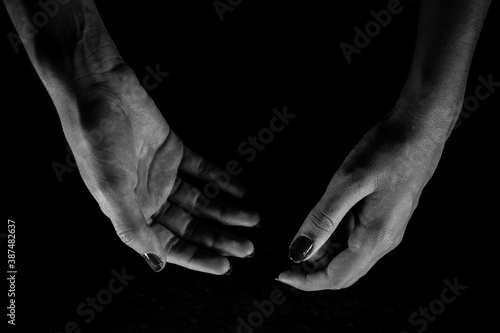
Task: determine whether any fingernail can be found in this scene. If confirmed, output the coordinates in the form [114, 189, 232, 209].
[246, 249, 255, 258]
[225, 265, 233, 275]
[142, 253, 164, 272]
[289, 236, 313, 263]
[254, 224, 261, 228]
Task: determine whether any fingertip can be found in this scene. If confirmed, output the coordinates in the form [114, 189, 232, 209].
[246, 211, 260, 227]
[276, 272, 293, 287]
[240, 210, 260, 225]
[245, 246, 255, 258]
[230, 239, 254, 258]
[213, 257, 232, 276]
[274, 278, 288, 286]
[253, 212, 261, 224]
[231, 185, 246, 198]
[277, 270, 288, 281]
[226, 209, 260, 227]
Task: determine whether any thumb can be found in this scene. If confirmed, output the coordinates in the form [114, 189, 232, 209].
[109, 197, 166, 272]
[288, 176, 372, 263]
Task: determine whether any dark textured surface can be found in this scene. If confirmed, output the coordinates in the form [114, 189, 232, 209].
[3, 1, 498, 332]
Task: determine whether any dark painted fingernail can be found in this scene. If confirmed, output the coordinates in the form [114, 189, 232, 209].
[289, 236, 313, 263]
[246, 249, 255, 258]
[142, 253, 164, 272]
[225, 265, 233, 275]
[254, 224, 261, 228]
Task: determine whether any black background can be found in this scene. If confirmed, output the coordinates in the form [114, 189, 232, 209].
[3, 0, 498, 332]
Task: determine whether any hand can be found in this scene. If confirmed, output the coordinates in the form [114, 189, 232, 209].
[278, 103, 446, 290]
[64, 64, 259, 274]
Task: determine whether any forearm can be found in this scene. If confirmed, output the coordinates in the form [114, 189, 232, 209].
[4, 0, 124, 102]
[393, 0, 491, 139]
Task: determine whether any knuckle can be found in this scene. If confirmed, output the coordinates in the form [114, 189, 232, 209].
[163, 234, 178, 256]
[339, 167, 367, 184]
[344, 170, 375, 194]
[197, 159, 210, 174]
[209, 232, 224, 252]
[309, 209, 335, 233]
[327, 169, 375, 201]
[193, 192, 209, 211]
[116, 228, 138, 246]
[336, 160, 372, 186]
[181, 219, 199, 240]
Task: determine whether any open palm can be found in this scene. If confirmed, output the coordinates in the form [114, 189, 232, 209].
[66, 65, 258, 274]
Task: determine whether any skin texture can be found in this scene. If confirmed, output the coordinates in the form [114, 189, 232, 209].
[279, 102, 447, 290]
[69, 64, 259, 274]
[279, 0, 491, 290]
[4, 0, 259, 274]
[5, 0, 491, 288]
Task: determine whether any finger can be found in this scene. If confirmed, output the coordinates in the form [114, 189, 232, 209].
[278, 226, 380, 291]
[288, 175, 373, 263]
[179, 147, 246, 197]
[307, 212, 354, 264]
[106, 194, 167, 273]
[278, 249, 373, 291]
[151, 223, 232, 275]
[278, 249, 364, 291]
[169, 178, 260, 227]
[155, 205, 254, 258]
[306, 237, 344, 270]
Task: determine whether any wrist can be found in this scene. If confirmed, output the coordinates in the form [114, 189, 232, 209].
[378, 99, 452, 169]
[388, 82, 464, 144]
[9, 0, 124, 95]
[35, 29, 124, 91]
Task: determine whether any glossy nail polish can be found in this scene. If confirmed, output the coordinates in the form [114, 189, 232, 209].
[289, 236, 313, 263]
[142, 253, 164, 272]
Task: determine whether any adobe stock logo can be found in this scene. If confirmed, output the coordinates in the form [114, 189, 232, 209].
[339, 0, 411, 64]
[49, 267, 135, 333]
[237, 107, 297, 163]
[401, 277, 467, 333]
[236, 289, 287, 333]
[213, 0, 244, 22]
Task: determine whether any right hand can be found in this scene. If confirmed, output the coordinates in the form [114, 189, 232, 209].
[61, 64, 259, 274]
[279, 104, 446, 290]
